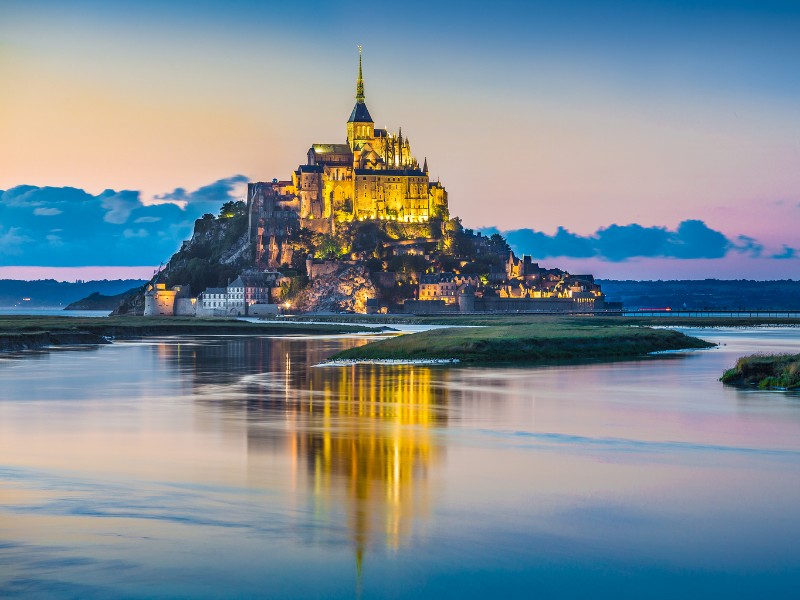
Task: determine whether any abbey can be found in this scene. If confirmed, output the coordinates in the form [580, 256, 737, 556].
[136, 50, 611, 317]
[248, 49, 448, 243]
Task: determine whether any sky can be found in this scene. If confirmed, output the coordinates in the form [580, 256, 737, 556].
[1, 0, 798, 280]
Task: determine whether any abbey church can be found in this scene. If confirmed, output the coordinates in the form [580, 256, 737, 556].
[248, 49, 449, 252]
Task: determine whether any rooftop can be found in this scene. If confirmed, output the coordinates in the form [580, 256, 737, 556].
[354, 168, 426, 177]
[312, 143, 352, 154]
[348, 102, 374, 123]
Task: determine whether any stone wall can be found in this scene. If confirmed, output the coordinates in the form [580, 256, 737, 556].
[248, 304, 279, 317]
[403, 296, 604, 314]
[402, 300, 457, 314]
[476, 297, 603, 312]
[174, 298, 197, 316]
[143, 290, 176, 316]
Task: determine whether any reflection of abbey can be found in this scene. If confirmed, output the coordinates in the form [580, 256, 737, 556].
[247, 49, 448, 244]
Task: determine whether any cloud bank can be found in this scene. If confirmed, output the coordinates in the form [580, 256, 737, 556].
[2, 178, 796, 272]
[0, 176, 247, 267]
[479, 220, 796, 263]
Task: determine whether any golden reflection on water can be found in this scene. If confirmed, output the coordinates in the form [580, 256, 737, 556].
[302, 364, 443, 568]
[169, 336, 448, 568]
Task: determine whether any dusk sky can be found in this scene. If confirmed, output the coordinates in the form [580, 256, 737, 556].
[1, 0, 798, 280]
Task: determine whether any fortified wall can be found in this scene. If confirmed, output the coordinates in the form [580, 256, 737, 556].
[143, 283, 196, 316]
[403, 296, 605, 314]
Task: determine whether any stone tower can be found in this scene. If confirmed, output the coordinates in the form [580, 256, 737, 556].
[346, 46, 375, 150]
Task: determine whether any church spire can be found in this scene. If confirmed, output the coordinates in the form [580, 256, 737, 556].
[423, 157, 428, 174]
[347, 45, 373, 125]
[356, 45, 365, 103]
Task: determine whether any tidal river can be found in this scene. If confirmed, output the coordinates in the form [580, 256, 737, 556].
[1, 328, 799, 598]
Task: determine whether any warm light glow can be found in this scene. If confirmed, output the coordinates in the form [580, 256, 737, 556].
[288, 364, 444, 558]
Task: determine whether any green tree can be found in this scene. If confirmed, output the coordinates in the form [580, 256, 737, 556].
[489, 233, 511, 256]
[219, 200, 246, 218]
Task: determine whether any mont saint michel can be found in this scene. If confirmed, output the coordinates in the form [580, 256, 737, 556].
[3, 3, 800, 599]
[134, 51, 606, 318]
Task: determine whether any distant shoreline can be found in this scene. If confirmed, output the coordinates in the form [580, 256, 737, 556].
[0, 315, 377, 353]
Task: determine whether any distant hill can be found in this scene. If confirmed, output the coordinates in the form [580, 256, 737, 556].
[599, 279, 800, 310]
[0, 279, 147, 309]
[64, 288, 142, 310]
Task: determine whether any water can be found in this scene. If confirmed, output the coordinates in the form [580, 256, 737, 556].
[1, 329, 799, 598]
[0, 309, 111, 317]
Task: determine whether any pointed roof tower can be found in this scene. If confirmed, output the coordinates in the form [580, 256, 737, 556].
[348, 46, 373, 123]
[356, 45, 365, 103]
[422, 157, 428, 174]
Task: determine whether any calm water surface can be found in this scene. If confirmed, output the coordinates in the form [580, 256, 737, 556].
[1, 328, 799, 598]
[0, 309, 111, 317]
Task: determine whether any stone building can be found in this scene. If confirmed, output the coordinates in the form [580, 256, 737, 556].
[200, 288, 228, 312]
[412, 265, 605, 314]
[418, 273, 479, 305]
[197, 271, 284, 316]
[507, 253, 542, 283]
[143, 283, 196, 316]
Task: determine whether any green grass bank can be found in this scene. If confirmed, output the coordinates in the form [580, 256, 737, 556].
[330, 319, 715, 364]
[721, 354, 800, 390]
[0, 315, 374, 353]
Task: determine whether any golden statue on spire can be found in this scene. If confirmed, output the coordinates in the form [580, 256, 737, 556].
[356, 45, 365, 103]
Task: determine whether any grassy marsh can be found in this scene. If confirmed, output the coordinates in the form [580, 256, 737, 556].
[0, 315, 373, 352]
[330, 318, 715, 364]
[721, 354, 800, 390]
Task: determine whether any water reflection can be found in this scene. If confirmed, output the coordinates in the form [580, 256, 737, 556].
[4, 330, 800, 598]
[158, 335, 448, 570]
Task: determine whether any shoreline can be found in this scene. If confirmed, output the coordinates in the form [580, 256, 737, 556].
[315, 358, 461, 367]
[0, 315, 377, 353]
[9, 314, 795, 368]
[721, 353, 800, 391]
[281, 314, 800, 328]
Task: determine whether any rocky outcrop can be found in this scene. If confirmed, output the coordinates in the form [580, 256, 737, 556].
[293, 264, 377, 313]
[113, 214, 250, 315]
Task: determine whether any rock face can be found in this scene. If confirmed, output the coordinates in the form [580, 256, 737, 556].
[113, 215, 250, 316]
[294, 264, 377, 313]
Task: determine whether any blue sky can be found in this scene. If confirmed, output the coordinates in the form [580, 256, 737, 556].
[1, 0, 798, 279]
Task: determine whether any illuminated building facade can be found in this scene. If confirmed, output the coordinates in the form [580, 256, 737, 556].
[418, 272, 480, 304]
[248, 48, 449, 236]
